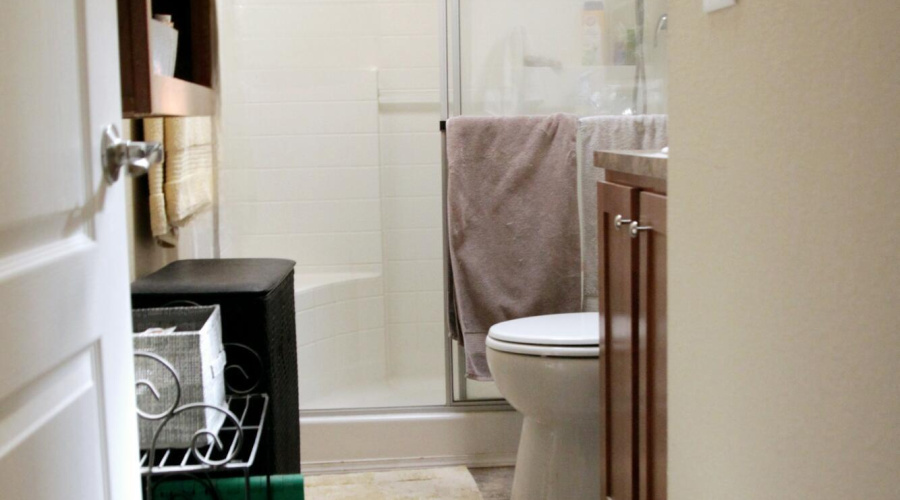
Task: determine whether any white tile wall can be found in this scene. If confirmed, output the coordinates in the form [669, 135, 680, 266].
[235, 102, 379, 136]
[226, 200, 382, 234]
[381, 165, 441, 197]
[379, 132, 441, 165]
[237, 69, 378, 103]
[220, 167, 380, 202]
[379, 4, 437, 36]
[378, 108, 438, 133]
[233, 5, 381, 38]
[378, 36, 441, 68]
[378, 68, 440, 92]
[220, 0, 446, 405]
[220, 135, 380, 169]
[235, 37, 379, 70]
[384, 228, 442, 260]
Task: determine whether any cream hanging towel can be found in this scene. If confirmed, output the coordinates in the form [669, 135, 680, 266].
[144, 116, 214, 246]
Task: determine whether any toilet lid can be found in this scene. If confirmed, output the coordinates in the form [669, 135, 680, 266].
[488, 313, 600, 347]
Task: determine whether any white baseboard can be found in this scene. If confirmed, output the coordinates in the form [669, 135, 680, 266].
[300, 409, 523, 475]
[302, 452, 517, 475]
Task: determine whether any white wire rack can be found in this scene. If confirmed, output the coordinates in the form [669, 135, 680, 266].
[139, 393, 269, 476]
[135, 344, 271, 500]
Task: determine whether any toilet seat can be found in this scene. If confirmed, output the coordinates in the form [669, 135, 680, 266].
[486, 337, 599, 357]
[486, 312, 600, 357]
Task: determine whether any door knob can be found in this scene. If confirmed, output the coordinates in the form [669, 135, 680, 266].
[102, 124, 164, 184]
[629, 220, 652, 238]
[614, 214, 633, 229]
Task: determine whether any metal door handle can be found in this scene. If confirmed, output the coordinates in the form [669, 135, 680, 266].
[629, 220, 652, 238]
[614, 214, 633, 229]
[102, 124, 164, 184]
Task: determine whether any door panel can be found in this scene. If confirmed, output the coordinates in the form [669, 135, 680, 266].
[0, 350, 106, 499]
[0, 0, 93, 258]
[0, 0, 139, 498]
[638, 192, 667, 500]
[598, 181, 639, 500]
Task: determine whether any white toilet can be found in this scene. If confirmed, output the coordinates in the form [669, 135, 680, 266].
[486, 312, 600, 500]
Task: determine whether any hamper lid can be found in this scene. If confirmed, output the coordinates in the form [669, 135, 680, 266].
[132, 259, 296, 295]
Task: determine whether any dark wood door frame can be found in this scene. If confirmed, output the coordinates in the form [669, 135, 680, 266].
[638, 191, 667, 500]
[598, 181, 640, 500]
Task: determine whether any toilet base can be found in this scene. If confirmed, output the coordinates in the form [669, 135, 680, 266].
[512, 417, 600, 500]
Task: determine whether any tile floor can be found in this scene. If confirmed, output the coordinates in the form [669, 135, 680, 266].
[469, 467, 515, 500]
[302, 466, 514, 499]
[304, 467, 482, 499]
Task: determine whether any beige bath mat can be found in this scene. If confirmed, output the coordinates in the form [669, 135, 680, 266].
[304, 466, 483, 500]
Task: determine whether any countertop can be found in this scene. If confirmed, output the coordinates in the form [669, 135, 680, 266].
[594, 150, 668, 180]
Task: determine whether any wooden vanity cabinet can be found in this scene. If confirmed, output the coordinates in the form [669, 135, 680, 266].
[598, 178, 667, 500]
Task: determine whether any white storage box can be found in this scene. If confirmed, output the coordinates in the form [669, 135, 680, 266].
[149, 18, 178, 77]
[133, 305, 226, 449]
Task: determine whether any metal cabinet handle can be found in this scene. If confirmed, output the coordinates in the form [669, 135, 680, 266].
[614, 214, 633, 229]
[102, 124, 164, 184]
[629, 220, 652, 238]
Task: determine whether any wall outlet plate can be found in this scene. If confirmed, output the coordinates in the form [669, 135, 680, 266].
[703, 0, 736, 13]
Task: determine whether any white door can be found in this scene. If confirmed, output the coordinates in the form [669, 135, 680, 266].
[0, 0, 140, 499]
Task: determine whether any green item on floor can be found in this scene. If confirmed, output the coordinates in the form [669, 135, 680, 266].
[150, 474, 304, 499]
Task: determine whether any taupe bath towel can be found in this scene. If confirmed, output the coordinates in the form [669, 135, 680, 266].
[447, 114, 581, 381]
[577, 115, 667, 311]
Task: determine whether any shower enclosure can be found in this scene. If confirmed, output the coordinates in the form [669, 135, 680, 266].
[445, 0, 668, 402]
[216, 0, 667, 468]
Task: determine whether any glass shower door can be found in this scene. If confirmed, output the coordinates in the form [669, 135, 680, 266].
[444, 0, 668, 402]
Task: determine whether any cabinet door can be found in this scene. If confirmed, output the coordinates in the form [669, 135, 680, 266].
[637, 192, 667, 500]
[598, 181, 640, 500]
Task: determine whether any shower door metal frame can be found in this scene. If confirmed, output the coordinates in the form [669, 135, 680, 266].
[440, 0, 508, 407]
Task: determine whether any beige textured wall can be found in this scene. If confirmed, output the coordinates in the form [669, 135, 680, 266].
[125, 173, 178, 279]
[667, 1, 900, 498]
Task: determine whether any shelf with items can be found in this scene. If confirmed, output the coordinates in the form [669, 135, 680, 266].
[117, 0, 216, 118]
